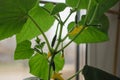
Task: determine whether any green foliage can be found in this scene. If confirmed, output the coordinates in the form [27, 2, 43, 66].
[54, 53, 65, 72]
[0, 0, 120, 80]
[68, 14, 109, 44]
[85, 0, 119, 25]
[51, 3, 67, 15]
[16, 4, 55, 43]
[82, 65, 120, 80]
[14, 40, 34, 59]
[29, 53, 64, 79]
[67, 0, 119, 44]
[0, 0, 38, 40]
[29, 53, 49, 80]
[66, 0, 89, 9]
[43, 3, 55, 13]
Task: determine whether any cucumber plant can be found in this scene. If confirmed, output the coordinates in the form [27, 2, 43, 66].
[0, 0, 120, 80]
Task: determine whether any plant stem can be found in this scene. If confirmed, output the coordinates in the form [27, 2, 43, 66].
[88, 3, 99, 25]
[55, 11, 73, 51]
[28, 15, 51, 52]
[42, 7, 61, 23]
[61, 33, 68, 41]
[60, 10, 75, 42]
[76, 0, 81, 9]
[84, 0, 92, 25]
[48, 62, 52, 80]
[48, 13, 74, 76]
[63, 11, 73, 24]
[57, 26, 86, 53]
[57, 1, 93, 52]
[54, 24, 63, 50]
[60, 1, 98, 52]
[67, 69, 83, 80]
[48, 53, 56, 80]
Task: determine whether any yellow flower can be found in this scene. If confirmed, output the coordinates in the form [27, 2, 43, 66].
[69, 25, 86, 36]
[47, 52, 51, 58]
[52, 72, 64, 80]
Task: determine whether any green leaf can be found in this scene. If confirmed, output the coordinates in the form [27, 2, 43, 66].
[43, 3, 55, 13]
[93, 14, 109, 34]
[29, 53, 64, 79]
[68, 14, 109, 44]
[54, 53, 65, 72]
[82, 65, 120, 80]
[85, 0, 119, 24]
[29, 54, 49, 80]
[69, 27, 109, 44]
[66, 0, 89, 9]
[96, 0, 119, 16]
[14, 40, 34, 60]
[0, 0, 38, 40]
[16, 5, 55, 43]
[51, 3, 67, 15]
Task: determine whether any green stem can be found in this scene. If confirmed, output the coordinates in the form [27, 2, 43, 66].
[56, 22, 59, 34]
[67, 69, 83, 80]
[57, 26, 86, 53]
[55, 15, 64, 44]
[48, 62, 52, 80]
[57, 14, 63, 23]
[42, 7, 61, 23]
[48, 53, 56, 80]
[84, 0, 92, 25]
[54, 15, 62, 23]
[28, 15, 51, 52]
[76, 0, 81, 9]
[55, 24, 63, 50]
[88, 3, 99, 25]
[61, 34, 68, 41]
[63, 11, 73, 24]
[60, 10, 76, 43]
[58, 11, 73, 41]
[55, 11, 73, 51]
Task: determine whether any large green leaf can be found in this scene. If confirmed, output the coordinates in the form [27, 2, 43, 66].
[29, 54, 49, 80]
[14, 40, 34, 60]
[0, 0, 38, 40]
[96, 0, 119, 17]
[29, 53, 64, 79]
[93, 15, 109, 34]
[16, 5, 55, 43]
[68, 14, 109, 44]
[68, 26, 109, 44]
[51, 3, 67, 15]
[54, 53, 65, 72]
[66, 0, 119, 25]
[82, 65, 120, 80]
[66, 0, 89, 9]
[85, 0, 119, 25]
